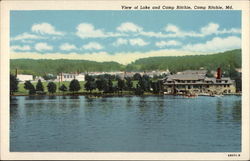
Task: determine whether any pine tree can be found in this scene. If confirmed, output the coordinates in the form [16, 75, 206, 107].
[69, 79, 81, 94]
[47, 82, 57, 94]
[36, 79, 44, 92]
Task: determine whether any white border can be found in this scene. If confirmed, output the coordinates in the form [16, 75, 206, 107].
[1, 0, 249, 160]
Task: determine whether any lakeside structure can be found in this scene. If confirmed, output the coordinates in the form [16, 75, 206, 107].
[56, 73, 85, 82]
[162, 68, 236, 95]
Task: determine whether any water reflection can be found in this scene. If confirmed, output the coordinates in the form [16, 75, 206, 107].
[216, 99, 223, 121]
[232, 100, 241, 122]
[10, 95, 242, 152]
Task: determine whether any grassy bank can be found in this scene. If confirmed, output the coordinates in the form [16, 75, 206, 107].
[14, 80, 139, 96]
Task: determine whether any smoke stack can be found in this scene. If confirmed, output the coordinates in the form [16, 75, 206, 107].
[216, 67, 222, 79]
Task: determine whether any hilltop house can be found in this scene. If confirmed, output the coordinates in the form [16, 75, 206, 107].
[56, 73, 85, 82]
[163, 69, 236, 95]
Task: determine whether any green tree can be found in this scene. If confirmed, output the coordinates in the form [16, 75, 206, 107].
[47, 82, 57, 94]
[10, 74, 18, 95]
[117, 78, 125, 93]
[36, 79, 44, 92]
[59, 84, 67, 94]
[133, 73, 141, 80]
[125, 77, 133, 91]
[84, 80, 96, 93]
[69, 79, 81, 94]
[134, 84, 144, 95]
[24, 81, 36, 95]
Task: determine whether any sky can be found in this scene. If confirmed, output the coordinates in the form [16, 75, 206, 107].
[10, 10, 241, 64]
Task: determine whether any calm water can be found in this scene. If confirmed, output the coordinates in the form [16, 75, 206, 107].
[10, 95, 241, 152]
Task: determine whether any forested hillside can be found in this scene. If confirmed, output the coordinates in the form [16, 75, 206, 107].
[10, 59, 125, 76]
[10, 49, 241, 76]
[126, 49, 241, 72]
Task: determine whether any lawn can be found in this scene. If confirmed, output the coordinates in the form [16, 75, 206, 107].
[15, 80, 139, 95]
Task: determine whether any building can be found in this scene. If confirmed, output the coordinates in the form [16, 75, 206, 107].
[56, 73, 85, 82]
[163, 69, 236, 95]
[16, 74, 33, 82]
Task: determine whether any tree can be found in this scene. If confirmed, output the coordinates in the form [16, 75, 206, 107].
[133, 73, 141, 80]
[10, 74, 18, 95]
[69, 79, 81, 94]
[59, 84, 67, 94]
[24, 81, 36, 95]
[47, 82, 57, 94]
[117, 78, 125, 93]
[125, 77, 133, 91]
[134, 84, 144, 95]
[84, 80, 96, 93]
[36, 79, 44, 92]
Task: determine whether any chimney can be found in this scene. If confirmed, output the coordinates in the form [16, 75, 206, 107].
[216, 67, 222, 79]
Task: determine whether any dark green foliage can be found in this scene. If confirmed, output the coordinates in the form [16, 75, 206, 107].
[36, 79, 44, 92]
[84, 75, 96, 93]
[126, 49, 241, 73]
[10, 59, 124, 76]
[138, 77, 151, 92]
[151, 80, 162, 94]
[96, 78, 108, 92]
[69, 79, 81, 93]
[10, 74, 18, 95]
[125, 77, 133, 91]
[84, 80, 96, 93]
[133, 73, 142, 80]
[134, 84, 144, 95]
[24, 81, 36, 95]
[47, 82, 57, 94]
[59, 84, 67, 93]
[117, 78, 125, 93]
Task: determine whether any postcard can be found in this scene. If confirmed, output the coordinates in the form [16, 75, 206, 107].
[1, 0, 249, 160]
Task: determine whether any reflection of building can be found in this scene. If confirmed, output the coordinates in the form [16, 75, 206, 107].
[16, 74, 33, 82]
[56, 73, 85, 82]
[163, 69, 236, 94]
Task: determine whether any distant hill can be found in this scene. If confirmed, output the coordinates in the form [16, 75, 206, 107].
[10, 59, 125, 76]
[126, 49, 241, 72]
[10, 49, 241, 76]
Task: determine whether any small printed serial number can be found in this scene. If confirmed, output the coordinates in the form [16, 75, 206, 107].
[228, 154, 240, 157]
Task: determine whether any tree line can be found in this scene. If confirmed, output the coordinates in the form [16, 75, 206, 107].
[10, 49, 241, 77]
[10, 74, 163, 96]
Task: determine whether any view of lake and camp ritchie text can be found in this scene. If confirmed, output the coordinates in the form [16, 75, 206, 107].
[10, 10, 242, 152]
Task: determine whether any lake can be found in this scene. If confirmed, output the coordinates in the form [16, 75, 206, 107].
[10, 95, 241, 152]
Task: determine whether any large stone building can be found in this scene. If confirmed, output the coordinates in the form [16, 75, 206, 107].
[163, 69, 236, 95]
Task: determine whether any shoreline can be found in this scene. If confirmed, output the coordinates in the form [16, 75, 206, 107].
[10, 92, 242, 97]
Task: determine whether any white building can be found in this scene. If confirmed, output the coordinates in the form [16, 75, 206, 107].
[56, 73, 85, 82]
[16, 74, 33, 82]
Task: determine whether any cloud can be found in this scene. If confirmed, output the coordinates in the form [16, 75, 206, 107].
[183, 36, 241, 52]
[129, 38, 149, 46]
[31, 23, 64, 35]
[11, 32, 44, 41]
[201, 23, 219, 35]
[35, 42, 53, 51]
[117, 22, 143, 32]
[11, 45, 31, 51]
[60, 43, 77, 51]
[165, 24, 180, 33]
[82, 42, 103, 50]
[113, 38, 128, 46]
[155, 40, 182, 48]
[76, 23, 121, 38]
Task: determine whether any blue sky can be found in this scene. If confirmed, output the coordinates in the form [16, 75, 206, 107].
[10, 10, 241, 64]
